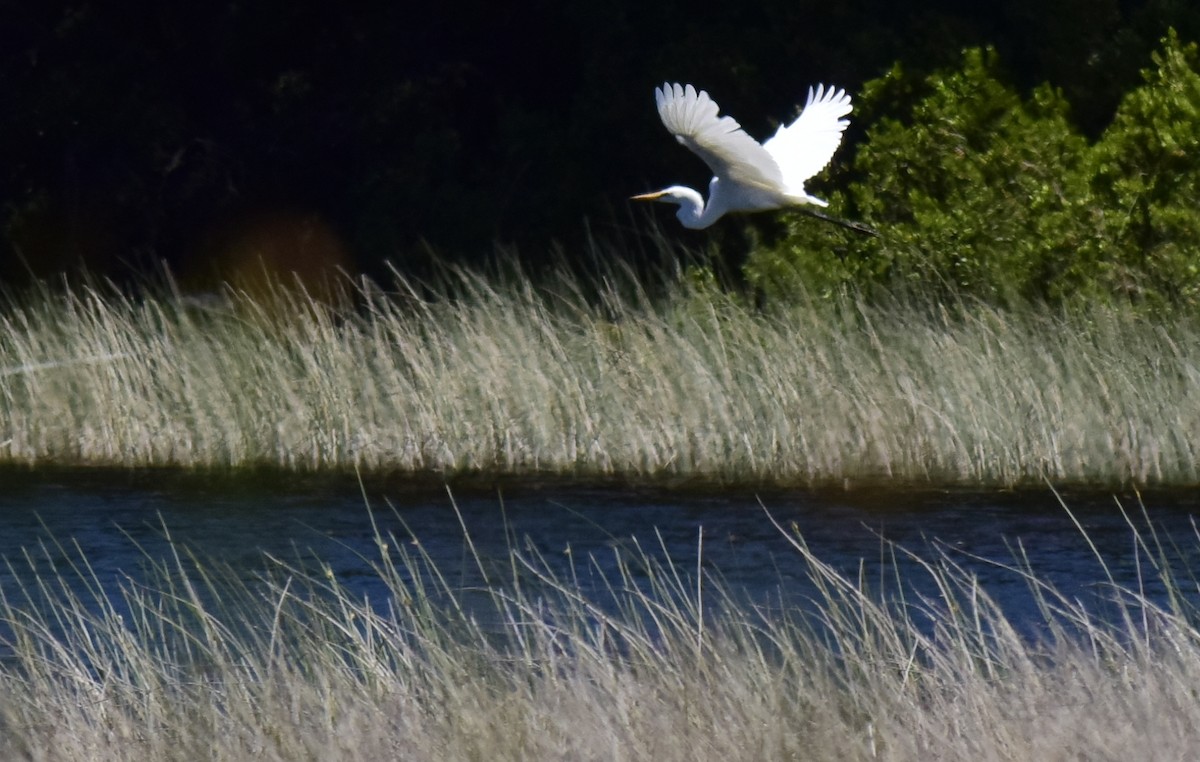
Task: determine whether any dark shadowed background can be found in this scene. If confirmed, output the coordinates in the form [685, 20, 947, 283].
[2, 0, 1197, 288]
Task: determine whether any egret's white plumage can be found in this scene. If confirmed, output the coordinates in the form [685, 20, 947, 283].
[633, 82, 852, 229]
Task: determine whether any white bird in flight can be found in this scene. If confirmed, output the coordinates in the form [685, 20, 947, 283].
[633, 82, 853, 230]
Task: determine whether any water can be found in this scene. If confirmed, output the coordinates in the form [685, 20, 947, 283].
[1, 469, 1199, 641]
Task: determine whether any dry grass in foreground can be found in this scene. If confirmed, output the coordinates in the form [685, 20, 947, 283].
[1, 493, 1199, 760]
[1, 262, 1198, 485]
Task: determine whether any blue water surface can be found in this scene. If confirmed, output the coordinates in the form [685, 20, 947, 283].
[0, 469, 1198, 644]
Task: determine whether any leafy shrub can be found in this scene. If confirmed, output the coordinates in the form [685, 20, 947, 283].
[746, 33, 1200, 309]
[1083, 29, 1200, 304]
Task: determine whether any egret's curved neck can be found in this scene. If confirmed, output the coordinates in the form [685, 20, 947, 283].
[662, 186, 702, 228]
[671, 184, 725, 230]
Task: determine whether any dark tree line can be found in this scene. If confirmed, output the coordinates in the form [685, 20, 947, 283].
[1, 0, 1197, 286]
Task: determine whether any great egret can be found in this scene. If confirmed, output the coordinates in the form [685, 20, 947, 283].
[633, 82, 853, 230]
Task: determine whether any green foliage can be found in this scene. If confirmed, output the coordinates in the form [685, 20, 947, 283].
[746, 33, 1200, 309]
[1085, 29, 1200, 303]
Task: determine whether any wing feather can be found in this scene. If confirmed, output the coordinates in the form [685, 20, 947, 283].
[654, 82, 783, 191]
[762, 85, 852, 193]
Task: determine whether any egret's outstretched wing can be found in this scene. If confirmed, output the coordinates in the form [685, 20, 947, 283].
[762, 85, 852, 192]
[654, 83, 783, 191]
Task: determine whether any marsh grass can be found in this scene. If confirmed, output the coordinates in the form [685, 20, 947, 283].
[0, 260, 1198, 486]
[2, 493, 1200, 760]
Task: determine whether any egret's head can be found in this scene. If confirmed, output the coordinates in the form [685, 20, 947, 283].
[630, 186, 693, 205]
[630, 185, 709, 228]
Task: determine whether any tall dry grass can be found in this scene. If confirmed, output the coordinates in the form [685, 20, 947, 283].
[0, 262, 1198, 485]
[1, 493, 1199, 760]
